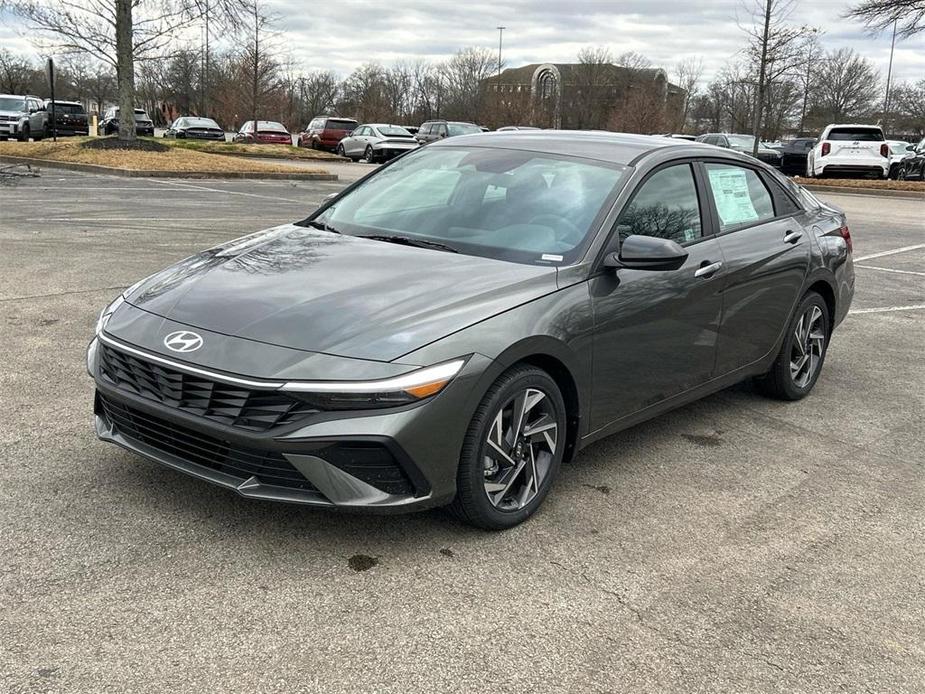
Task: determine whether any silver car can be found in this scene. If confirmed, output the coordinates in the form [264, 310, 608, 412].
[337, 124, 419, 163]
[0, 94, 46, 141]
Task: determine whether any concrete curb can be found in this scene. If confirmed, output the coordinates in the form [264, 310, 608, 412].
[801, 183, 925, 200]
[0, 155, 338, 181]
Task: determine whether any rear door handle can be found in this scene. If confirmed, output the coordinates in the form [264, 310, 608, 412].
[784, 230, 803, 244]
[694, 261, 723, 278]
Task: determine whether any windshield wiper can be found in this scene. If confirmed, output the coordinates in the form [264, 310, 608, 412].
[360, 234, 459, 254]
[304, 219, 341, 234]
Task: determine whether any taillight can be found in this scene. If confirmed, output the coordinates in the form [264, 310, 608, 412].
[821, 142, 830, 156]
[880, 143, 889, 157]
[839, 225, 853, 254]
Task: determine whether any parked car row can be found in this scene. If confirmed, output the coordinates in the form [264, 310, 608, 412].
[0, 93, 91, 141]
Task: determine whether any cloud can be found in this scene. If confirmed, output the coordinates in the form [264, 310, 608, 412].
[1, 0, 922, 85]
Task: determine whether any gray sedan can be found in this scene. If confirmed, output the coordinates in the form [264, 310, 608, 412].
[337, 124, 419, 163]
[89, 132, 854, 530]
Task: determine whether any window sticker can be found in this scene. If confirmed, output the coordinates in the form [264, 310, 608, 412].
[707, 168, 759, 227]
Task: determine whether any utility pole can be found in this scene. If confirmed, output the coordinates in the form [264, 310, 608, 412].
[496, 26, 506, 78]
[882, 18, 897, 134]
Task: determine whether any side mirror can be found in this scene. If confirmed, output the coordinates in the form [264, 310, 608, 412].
[604, 234, 689, 272]
[907, 145, 917, 152]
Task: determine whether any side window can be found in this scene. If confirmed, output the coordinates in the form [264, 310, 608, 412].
[437, 124, 448, 137]
[616, 164, 702, 244]
[762, 173, 800, 216]
[704, 163, 775, 230]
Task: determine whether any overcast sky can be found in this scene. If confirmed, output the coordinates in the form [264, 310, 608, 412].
[1, 0, 922, 86]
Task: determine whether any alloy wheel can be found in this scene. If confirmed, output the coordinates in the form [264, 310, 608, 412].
[482, 387, 559, 511]
[790, 305, 825, 388]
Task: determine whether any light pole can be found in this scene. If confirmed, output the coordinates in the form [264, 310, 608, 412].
[882, 18, 897, 134]
[497, 26, 506, 78]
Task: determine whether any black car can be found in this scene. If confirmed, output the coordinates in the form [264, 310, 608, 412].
[42, 100, 89, 137]
[89, 132, 854, 530]
[898, 138, 925, 180]
[163, 116, 225, 141]
[100, 107, 155, 136]
[779, 137, 816, 175]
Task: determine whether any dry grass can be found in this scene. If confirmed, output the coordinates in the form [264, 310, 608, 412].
[158, 137, 342, 161]
[794, 176, 925, 193]
[0, 138, 328, 174]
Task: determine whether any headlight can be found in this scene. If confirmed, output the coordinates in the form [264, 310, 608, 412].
[281, 358, 467, 410]
[95, 294, 124, 335]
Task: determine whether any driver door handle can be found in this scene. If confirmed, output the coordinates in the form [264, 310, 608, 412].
[694, 261, 723, 278]
[784, 230, 803, 244]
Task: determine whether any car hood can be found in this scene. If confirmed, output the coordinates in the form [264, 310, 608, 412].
[124, 224, 558, 362]
[0, 109, 24, 117]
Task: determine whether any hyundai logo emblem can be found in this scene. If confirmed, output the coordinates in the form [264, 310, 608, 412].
[163, 330, 204, 353]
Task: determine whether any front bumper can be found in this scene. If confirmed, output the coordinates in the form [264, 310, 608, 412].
[88, 336, 487, 512]
[0, 122, 20, 136]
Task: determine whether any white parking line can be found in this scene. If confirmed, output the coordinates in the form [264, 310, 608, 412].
[848, 304, 925, 315]
[854, 243, 925, 262]
[146, 178, 311, 203]
[855, 265, 925, 277]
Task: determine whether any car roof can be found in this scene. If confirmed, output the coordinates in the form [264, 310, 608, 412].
[429, 130, 714, 166]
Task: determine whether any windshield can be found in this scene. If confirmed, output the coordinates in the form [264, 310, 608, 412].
[447, 123, 483, 137]
[308, 146, 627, 265]
[0, 96, 26, 112]
[726, 134, 757, 149]
[378, 126, 412, 137]
[889, 142, 910, 154]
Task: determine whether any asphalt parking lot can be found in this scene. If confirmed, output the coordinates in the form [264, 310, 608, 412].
[1, 168, 923, 693]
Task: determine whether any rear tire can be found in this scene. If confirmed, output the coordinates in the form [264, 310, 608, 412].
[448, 365, 566, 530]
[755, 291, 830, 401]
[365, 145, 376, 163]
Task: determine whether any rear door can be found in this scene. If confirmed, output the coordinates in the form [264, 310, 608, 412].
[589, 162, 726, 429]
[702, 161, 811, 375]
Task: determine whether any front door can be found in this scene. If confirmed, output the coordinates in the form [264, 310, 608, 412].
[589, 163, 725, 431]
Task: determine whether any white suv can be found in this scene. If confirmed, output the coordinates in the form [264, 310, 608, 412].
[806, 124, 889, 179]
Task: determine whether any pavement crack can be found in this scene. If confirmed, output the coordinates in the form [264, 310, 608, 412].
[0, 285, 126, 303]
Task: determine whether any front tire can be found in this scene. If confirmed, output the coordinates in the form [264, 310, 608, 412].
[18, 124, 29, 142]
[449, 366, 566, 530]
[756, 291, 830, 401]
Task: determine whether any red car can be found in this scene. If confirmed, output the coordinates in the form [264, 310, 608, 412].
[233, 120, 292, 145]
[298, 116, 358, 150]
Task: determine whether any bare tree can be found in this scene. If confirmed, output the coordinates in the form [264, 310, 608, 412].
[846, 0, 924, 37]
[573, 47, 615, 130]
[4, 0, 248, 141]
[0, 48, 40, 93]
[674, 57, 703, 132]
[809, 48, 881, 123]
[441, 47, 496, 123]
[299, 70, 339, 123]
[739, 0, 810, 153]
[238, 0, 281, 126]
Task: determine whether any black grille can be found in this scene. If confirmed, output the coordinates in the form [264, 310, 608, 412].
[99, 343, 317, 432]
[315, 443, 415, 496]
[99, 394, 318, 492]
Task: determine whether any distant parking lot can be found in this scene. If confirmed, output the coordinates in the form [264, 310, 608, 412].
[1, 169, 923, 692]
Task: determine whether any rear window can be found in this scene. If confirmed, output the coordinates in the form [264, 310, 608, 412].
[827, 127, 883, 142]
[324, 119, 356, 131]
[378, 126, 412, 137]
[256, 121, 288, 132]
[49, 103, 86, 115]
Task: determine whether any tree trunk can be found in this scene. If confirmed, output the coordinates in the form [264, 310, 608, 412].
[751, 0, 772, 156]
[115, 0, 136, 141]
